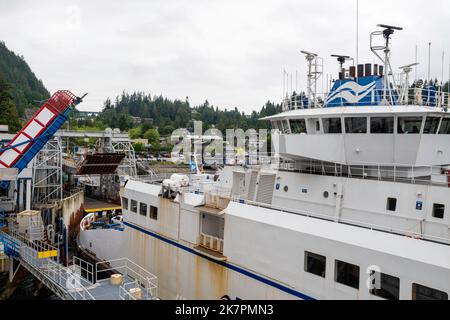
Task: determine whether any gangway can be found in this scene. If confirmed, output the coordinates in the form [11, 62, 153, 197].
[0, 90, 85, 173]
[0, 226, 158, 300]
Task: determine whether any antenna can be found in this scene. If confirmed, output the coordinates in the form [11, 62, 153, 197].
[301, 50, 321, 108]
[428, 42, 432, 81]
[300, 50, 317, 57]
[370, 24, 403, 105]
[331, 54, 353, 76]
[356, 0, 359, 72]
[414, 44, 418, 82]
[399, 63, 419, 104]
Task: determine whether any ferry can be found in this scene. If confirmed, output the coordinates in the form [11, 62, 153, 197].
[78, 25, 450, 300]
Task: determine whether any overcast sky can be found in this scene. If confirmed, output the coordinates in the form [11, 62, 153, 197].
[0, 0, 449, 113]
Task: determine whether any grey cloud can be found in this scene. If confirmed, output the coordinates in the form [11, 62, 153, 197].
[0, 0, 448, 113]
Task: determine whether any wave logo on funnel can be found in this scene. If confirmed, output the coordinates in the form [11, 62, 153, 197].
[326, 80, 377, 105]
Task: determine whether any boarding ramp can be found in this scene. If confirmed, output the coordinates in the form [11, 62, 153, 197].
[0, 91, 81, 172]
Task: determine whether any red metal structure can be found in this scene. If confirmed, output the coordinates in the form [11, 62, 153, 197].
[0, 90, 81, 171]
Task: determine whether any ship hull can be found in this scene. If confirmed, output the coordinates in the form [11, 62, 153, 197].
[78, 224, 303, 300]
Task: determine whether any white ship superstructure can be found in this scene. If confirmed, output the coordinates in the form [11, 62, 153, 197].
[78, 25, 450, 300]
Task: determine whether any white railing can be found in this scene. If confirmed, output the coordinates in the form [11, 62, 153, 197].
[119, 281, 139, 300]
[6, 228, 96, 300]
[3, 227, 161, 300]
[282, 87, 450, 110]
[230, 196, 450, 245]
[131, 173, 173, 184]
[284, 159, 450, 187]
[199, 233, 224, 253]
[95, 258, 158, 299]
[204, 187, 232, 210]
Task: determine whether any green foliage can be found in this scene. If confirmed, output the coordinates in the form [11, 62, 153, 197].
[143, 128, 160, 151]
[133, 142, 145, 153]
[0, 72, 22, 132]
[68, 110, 108, 131]
[0, 41, 49, 117]
[129, 127, 142, 139]
[97, 92, 282, 136]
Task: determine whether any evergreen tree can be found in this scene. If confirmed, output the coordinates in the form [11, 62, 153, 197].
[96, 91, 283, 136]
[0, 42, 49, 117]
[0, 72, 21, 132]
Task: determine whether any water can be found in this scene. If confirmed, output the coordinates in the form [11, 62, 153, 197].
[0, 270, 58, 300]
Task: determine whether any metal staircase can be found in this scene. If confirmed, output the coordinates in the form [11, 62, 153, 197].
[0, 222, 158, 300]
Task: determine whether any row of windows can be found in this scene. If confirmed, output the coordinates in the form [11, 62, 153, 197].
[122, 197, 158, 220]
[279, 184, 446, 219]
[304, 251, 448, 300]
[386, 197, 445, 219]
[274, 116, 450, 135]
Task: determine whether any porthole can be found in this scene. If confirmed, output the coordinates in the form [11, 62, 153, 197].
[323, 191, 329, 198]
[284, 186, 289, 192]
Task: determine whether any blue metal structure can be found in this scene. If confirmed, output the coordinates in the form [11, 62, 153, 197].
[325, 75, 397, 107]
[0, 232, 20, 258]
[0, 91, 85, 189]
[2, 105, 76, 174]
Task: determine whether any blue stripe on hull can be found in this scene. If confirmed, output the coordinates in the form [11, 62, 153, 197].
[123, 221, 315, 300]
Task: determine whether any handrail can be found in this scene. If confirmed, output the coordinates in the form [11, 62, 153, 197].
[282, 87, 450, 110]
[279, 159, 450, 187]
[1, 226, 99, 300]
[2, 229, 96, 300]
[229, 197, 450, 245]
[95, 258, 158, 298]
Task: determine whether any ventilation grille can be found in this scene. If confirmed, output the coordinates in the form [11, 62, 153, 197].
[256, 174, 276, 205]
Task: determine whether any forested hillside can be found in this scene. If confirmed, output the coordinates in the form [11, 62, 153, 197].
[0, 41, 50, 118]
[92, 91, 282, 136]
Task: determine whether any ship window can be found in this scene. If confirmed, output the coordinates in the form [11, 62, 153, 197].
[438, 118, 450, 134]
[130, 200, 137, 213]
[335, 260, 360, 289]
[432, 203, 445, 219]
[139, 202, 147, 216]
[370, 117, 394, 134]
[315, 120, 320, 132]
[369, 270, 400, 300]
[397, 117, 423, 134]
[150, 206, 158, 220]
[345, 117, 367, 134]
[277, 121, 283, 131]
[273, 121, 283, 132]
[323, 118, 342, 134]
[423, 117, 440, 134]
[412, 283, 448, 300]
[122, 197, 128, 210]
[290, 119, 307, 134]
[271, 121, 279, 131]
[282, 120, 291, 134]
[386, 197, 397, 212]
[304, 251, 326, 278]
